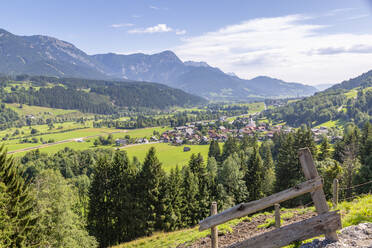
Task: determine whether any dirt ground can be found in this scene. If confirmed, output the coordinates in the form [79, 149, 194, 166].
[178, 210, 316, 248]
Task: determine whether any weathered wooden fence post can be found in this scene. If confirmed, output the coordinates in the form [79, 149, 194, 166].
[211, 202, 218, 248]
[333, 179, 339, 208]
[299, 148, 338, 241]
[275, 203, 281, 228]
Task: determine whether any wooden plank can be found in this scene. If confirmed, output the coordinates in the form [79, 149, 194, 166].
[227, 211, 341, 248]
[298, 148, 338, 241]
[199, 177, 322, 231]
[211, 202, 218, 248]
[274, 204, 280, 228]
[333, 179, 339, 208]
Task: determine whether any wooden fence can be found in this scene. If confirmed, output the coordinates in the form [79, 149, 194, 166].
[199, 148, 342, 248]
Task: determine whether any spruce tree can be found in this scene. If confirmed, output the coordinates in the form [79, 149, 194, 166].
[0, 181, 12, 247]
[355, 122, 372, 194]
[295, 126, 317, 157]
[137, 147, 166, 236]
[88, 157, 114, 247]
[206, 157, 218, 201]
[188, 153, 209, 220]
[208, 140, 221, 161]
[274, 133, 300, 192]
[110, 151, 138, 242]
[360, 122, 372, 165]
[245, 146, 265, 201]
[260, 143, 275, 195]
[318, 136, 331, 161]
[0, 145, 37, 247]
[221, 137, 239, 162]
[181, 166, 199, 226]
[162, 166, 183, 231]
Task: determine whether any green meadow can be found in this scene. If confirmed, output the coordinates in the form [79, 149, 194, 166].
[122, 143, 210, 172]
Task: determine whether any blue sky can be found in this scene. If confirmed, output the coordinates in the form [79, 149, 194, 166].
[1, 0, 372, 85]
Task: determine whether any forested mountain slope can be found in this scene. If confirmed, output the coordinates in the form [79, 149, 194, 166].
[0, 75, 206, 114]
[264, 70, 372, 127]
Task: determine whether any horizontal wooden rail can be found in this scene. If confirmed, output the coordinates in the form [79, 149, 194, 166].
[199, 177, 322, 231]
[227, 211, 341, 248]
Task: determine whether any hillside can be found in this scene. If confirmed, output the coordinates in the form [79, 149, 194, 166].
[263, 70, 372, 127]
[0, 28, 317, 101]
[0, 75, 206, 114]
[114, 195, 372, 248]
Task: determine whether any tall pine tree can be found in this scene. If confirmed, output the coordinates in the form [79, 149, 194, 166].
[137, 147, 166, 236]
[110, 151, 138, 242]
[221, 137, 239, 161]
[355, 122, 372, 194]
[162, 166, 183, 231]
[245, 146, 266, 201]
[318, 136, 331, 161]
[188, 153, 209, 221]
[208, 140, 221, 161]
[88, 156, 114, 247]
[0, 145, 37, 247]
[181, 166, 199, 226]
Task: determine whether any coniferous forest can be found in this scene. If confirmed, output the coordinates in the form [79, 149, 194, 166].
[1, 123, 371, 247]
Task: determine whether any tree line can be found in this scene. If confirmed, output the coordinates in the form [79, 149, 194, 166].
[0, 76, 206, 114]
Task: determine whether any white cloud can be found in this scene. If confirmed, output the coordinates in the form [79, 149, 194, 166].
[149, 5, 168, 10]
[128, 24, 186, 35]
[129, 24, 172, 34]
[110, 23, 134, 28]
[174, 14, 372, 85]
[346, 14, 370, 20]
[149, 5, 160, 10]
[325, 8, 356, 17]
[175, 29, 186, 35]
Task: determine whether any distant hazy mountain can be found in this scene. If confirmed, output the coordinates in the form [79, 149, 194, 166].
[314, 83, 334, 91]
[94, 51, 317, 100]
[0, 28, 317, 100]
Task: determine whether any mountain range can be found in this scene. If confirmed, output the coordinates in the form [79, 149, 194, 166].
[0, 28, 317, 100]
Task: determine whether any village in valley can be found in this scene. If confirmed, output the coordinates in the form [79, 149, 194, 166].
[115, 114, 338, 150]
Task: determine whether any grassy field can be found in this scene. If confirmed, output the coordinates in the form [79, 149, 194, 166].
[0, 121, 89, 138]
[123, 127, 170, 139]
[7, 127, 212, 172]
[114, 194, 372, 248]
[344, 89, 358, 99]
[314, 119, 345, 129]
[3, 127, 119, 152]
[344, 86, 372, 99]
[121, 143, 210, 172]
[226, 102, 265, 122]
[6, 103, 81, 116]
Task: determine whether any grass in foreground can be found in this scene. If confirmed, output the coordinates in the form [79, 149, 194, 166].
[113, 194, 372, 248]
